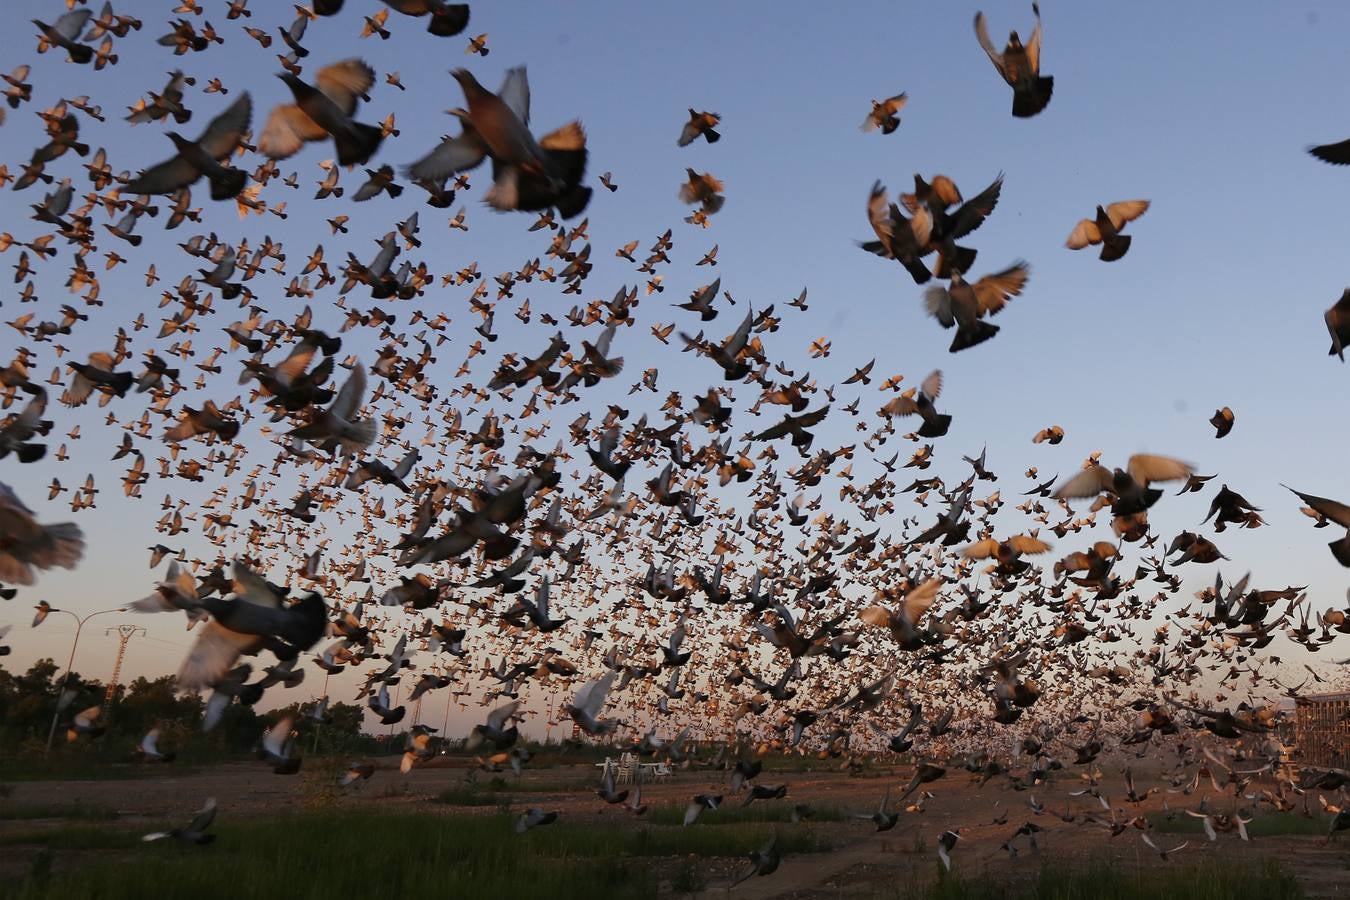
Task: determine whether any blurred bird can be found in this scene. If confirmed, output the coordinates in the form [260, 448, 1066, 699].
[143, 798, 216, 844]
[974, 4, 1052, 117]
[862, 93, 907, 134]
[678, 109, 721, 146]
[126, 94, 251, 200]
[259, 59, 383, 166]
[1066, 201, 1150, 261]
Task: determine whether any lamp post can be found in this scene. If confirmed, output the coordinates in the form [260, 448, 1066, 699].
[43, 606, 125, 756]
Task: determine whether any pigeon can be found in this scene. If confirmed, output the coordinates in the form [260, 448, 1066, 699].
[1210, 407, 1235, 439]
[974, 4, 1052, 117]
[33, 9, 95, 65]
[408, 68, 590, 218]
[259, 59, 383, 166]
[126, 94, 252, 199]
[683, 793, 722, 826]
[678, 109, 721, 146]
[732, 836, 781, 886]
[1066, 201, 1150, 261]
[515, 807, 559, 833]
[1324, 289, 1350, 361]
[937, 829, 962, 871]
[882, 370, 952, 437]
[341, 762, 376, 785]
[863, 93, 907, 134]
[0, 483, 84, 585]
[136, 728, 177, 763]
[1284, 485, 1350, 565]
[567, 671, 619, 735]
[143, 798, 217, 844]
[922, 261, 1029, 352]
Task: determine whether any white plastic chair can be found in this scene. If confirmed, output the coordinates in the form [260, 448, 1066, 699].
[616, 753, 635, 785]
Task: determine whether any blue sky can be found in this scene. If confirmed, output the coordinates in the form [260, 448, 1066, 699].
[4, 0, 1350, 732]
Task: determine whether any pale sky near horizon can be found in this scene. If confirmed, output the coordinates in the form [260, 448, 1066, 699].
[4, 0, 1350, 738]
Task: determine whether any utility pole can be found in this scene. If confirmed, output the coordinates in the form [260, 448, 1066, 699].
[103, 624, 145, 708]
[387, 682, 402, 738]
[311, 672, 331, 756]
[44, 606, 125, 756]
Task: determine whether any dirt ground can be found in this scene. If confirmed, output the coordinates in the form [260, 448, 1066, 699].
[4, 756, 1350, 898]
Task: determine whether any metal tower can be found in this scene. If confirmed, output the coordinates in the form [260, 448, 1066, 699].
[103, 624, 145, 705]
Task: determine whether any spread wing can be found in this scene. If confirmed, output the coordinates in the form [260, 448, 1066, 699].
[486, 699, 521, 731]
[931, 175, 963, 208]
[273, 343, 319, 386]
[920, 369, 943, 401]
[881, 394, 919, 417]
[406, 130, 488, 181]
[902, 578, 941, 623]
[1026, 3, 1043, 72]
[974, 11, 1004, 71]
[1007, 534, 1052, 554]
[945, 173, 1003, 240]
[863, 182, 897, 256]
[1104, 199, 1150, 230]
[126, 157, 198, 195]
[1126, 454, 1192, 485]
[187, 797, 217, 834]
[198, 93, 252, 159]
[177, 620, 258, 690]
[329, 364, 367, 421]
[962, 538, 1000, 559]
[258, 104, 325, 160]
[316, 59, 375, 113]
[859, 606, 894, 628]
[498, 67, 530, 125]
[972, 261, 1030, 315]
[1284, 485, 1350, 528]
[1066, 217, 1101, 249]
[1053, 466, 1113, 499]
[923, 286, 956, 328]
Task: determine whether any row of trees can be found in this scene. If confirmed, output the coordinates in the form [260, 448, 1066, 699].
[0, 659, 372, 761]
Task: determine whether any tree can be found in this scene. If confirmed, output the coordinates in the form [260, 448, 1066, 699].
[114, 675, 204, 735]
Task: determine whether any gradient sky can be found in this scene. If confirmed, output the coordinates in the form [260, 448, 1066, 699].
[4, 0, 1350, 735]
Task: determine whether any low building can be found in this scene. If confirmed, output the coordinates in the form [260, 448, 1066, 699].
[1294, 691, 1350, 769]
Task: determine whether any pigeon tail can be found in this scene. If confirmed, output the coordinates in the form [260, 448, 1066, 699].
[1012, 76, 1053, 118]
[335, 122, 384, 167]
[1099, 233, 1131, 262]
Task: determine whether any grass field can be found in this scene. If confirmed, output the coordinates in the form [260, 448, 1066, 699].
[1150, 811, 1328, 838]
[1, 761, 1344, 898]
[1, 812, 1310, 900]
[879, 858, 1305, 899]
[0, 802, 120, 822]
[0, 806, 833, 899]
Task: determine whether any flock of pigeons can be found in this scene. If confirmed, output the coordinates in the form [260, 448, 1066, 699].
[6, 0, 1350, 886]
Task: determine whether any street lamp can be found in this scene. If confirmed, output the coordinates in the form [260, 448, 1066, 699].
[43, 606, 125, 756]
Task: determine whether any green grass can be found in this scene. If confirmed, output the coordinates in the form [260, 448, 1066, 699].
[0, 825, 139, 850]
[434, 785, 509, 807]
[0, 808, 831, 900]
[883, 858, 1303, 899]
[481, 775, 591, 793]
[0, 761, 190, 782]
[1150, 811, 1328, 837]
[434, 775, 589, 807]
[0, 802, 119, 822]
[646, 799, 847, 826]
